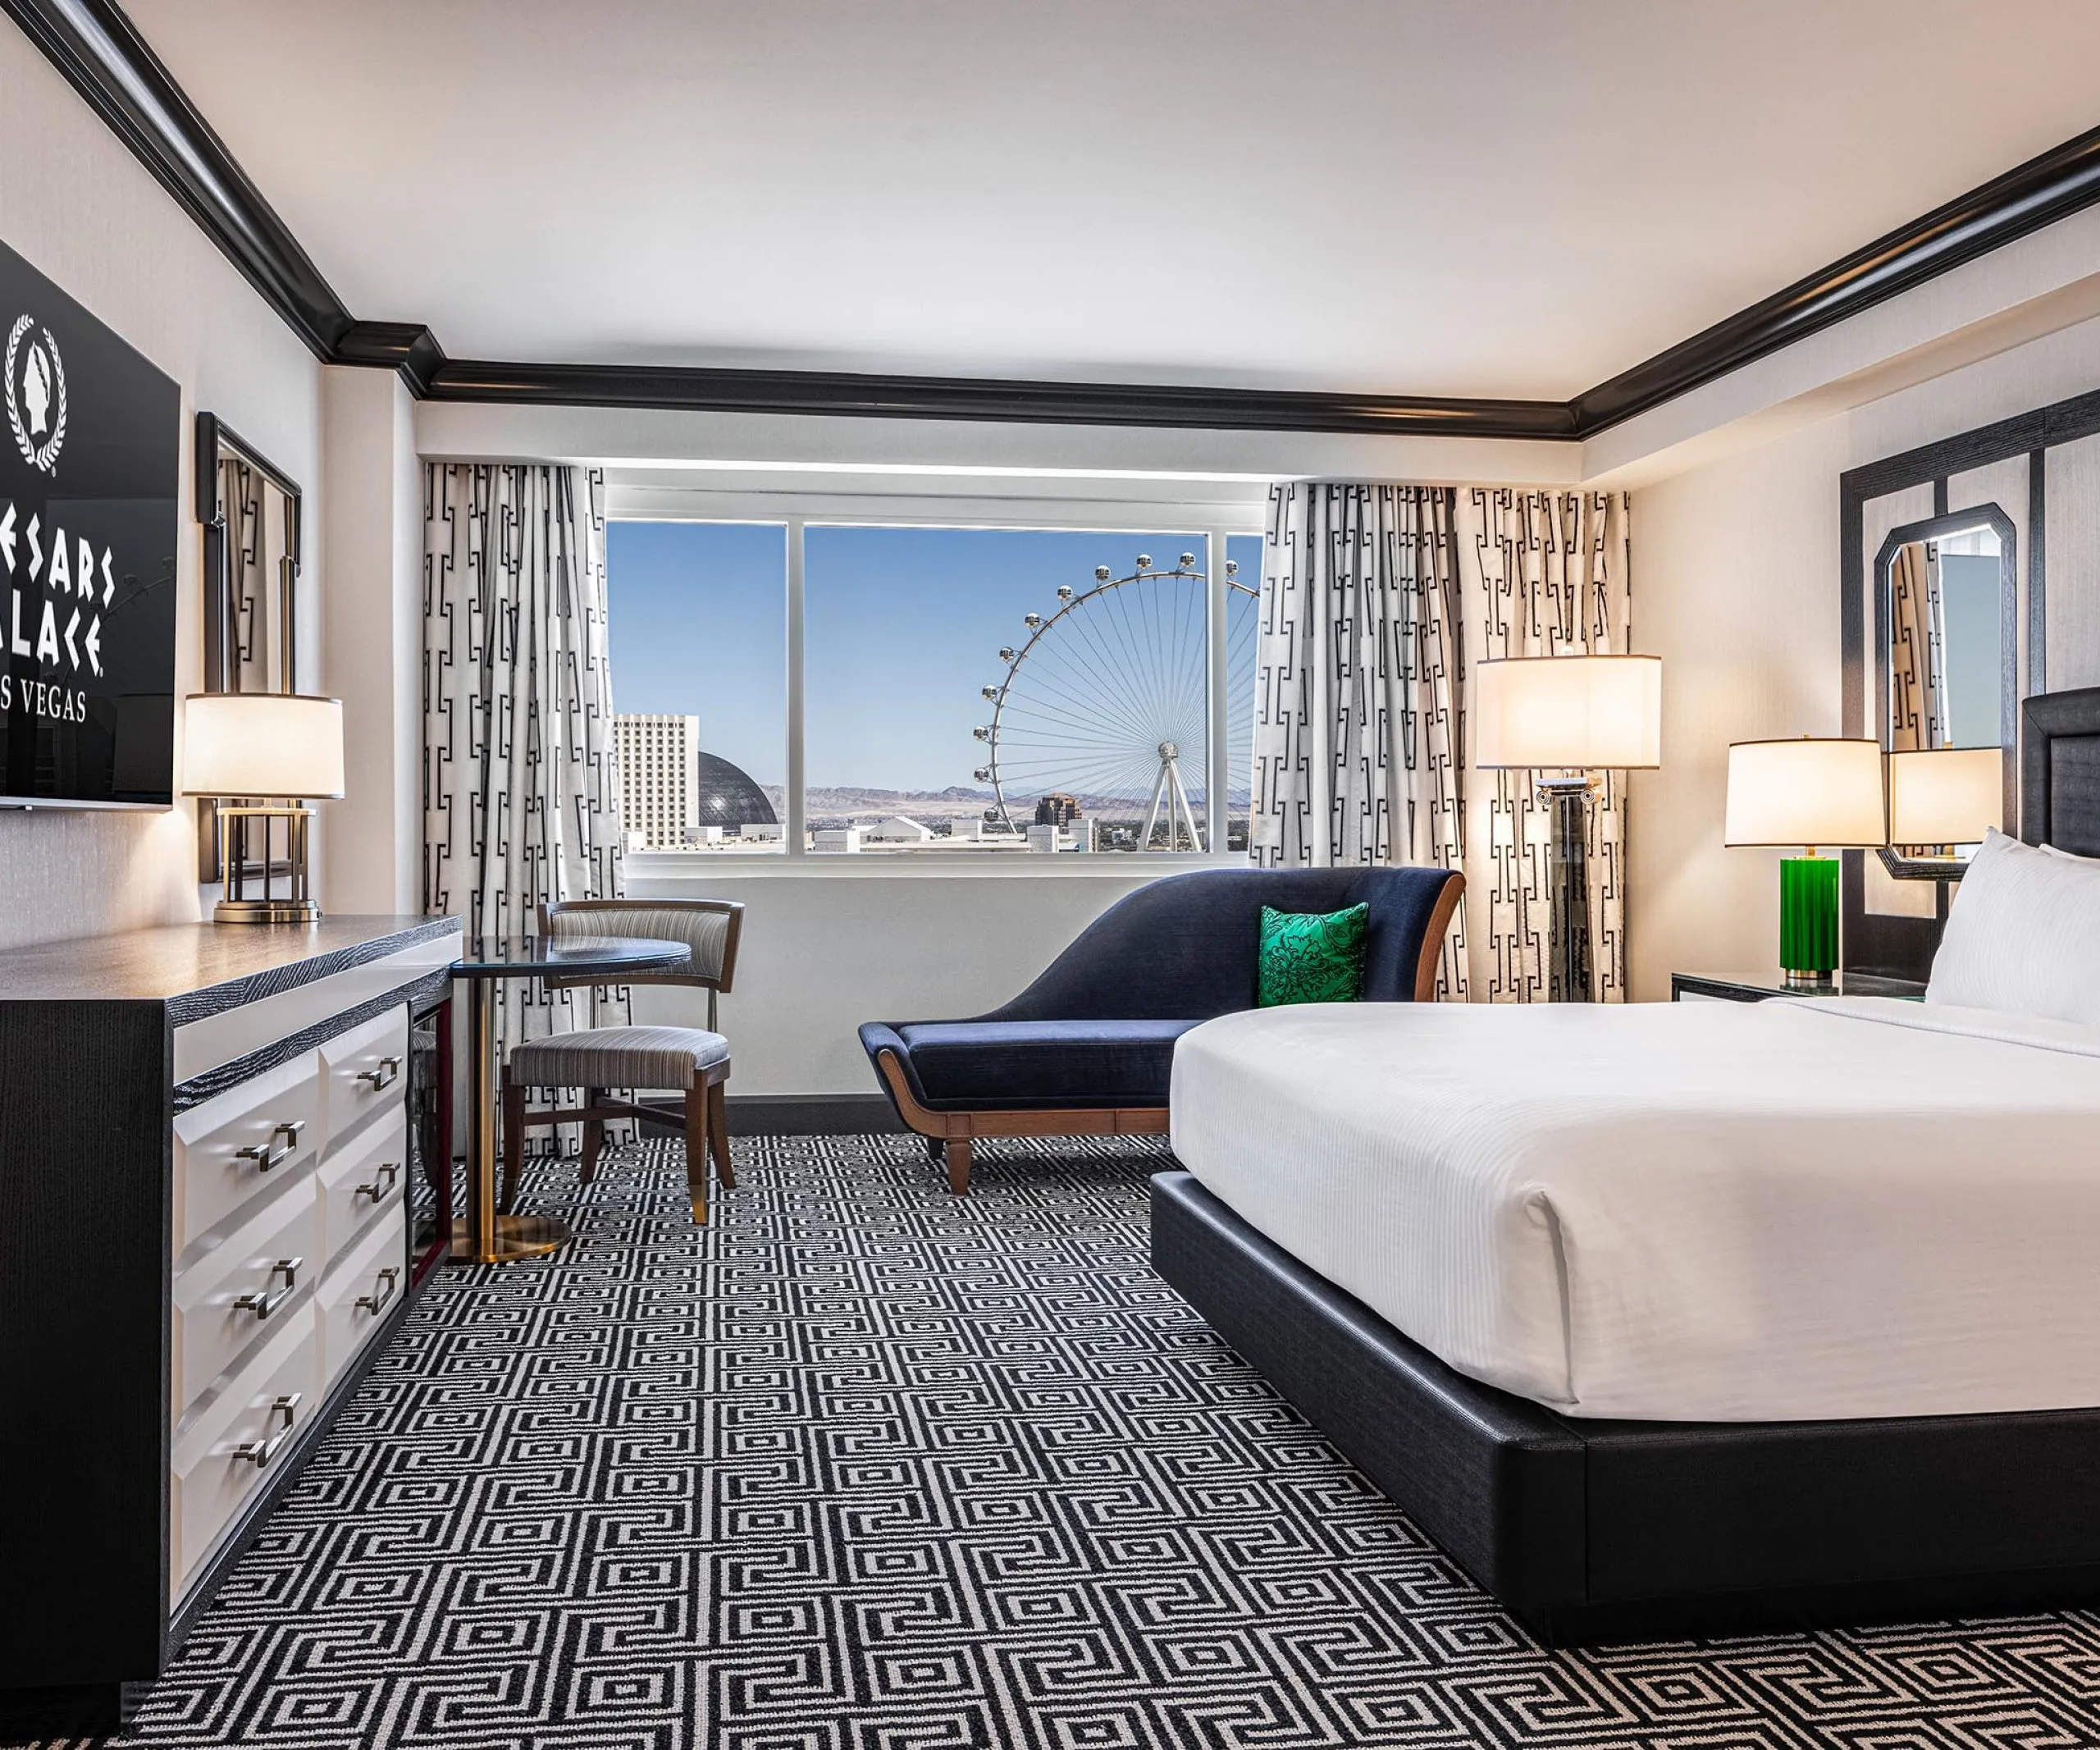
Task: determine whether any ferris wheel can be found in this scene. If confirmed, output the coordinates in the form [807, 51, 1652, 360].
[971, 552, 1259, 851]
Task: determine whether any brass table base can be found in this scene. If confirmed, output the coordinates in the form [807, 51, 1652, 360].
[450, 1212, 571, 1263]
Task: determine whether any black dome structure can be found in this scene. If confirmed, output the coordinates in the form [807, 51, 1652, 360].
[696, 751, 778, 830]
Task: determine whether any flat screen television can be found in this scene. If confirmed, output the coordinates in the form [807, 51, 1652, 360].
[0, 236, 180, 809]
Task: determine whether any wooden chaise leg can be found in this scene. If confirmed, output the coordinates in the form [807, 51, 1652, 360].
[945, 1136, 971, 1195]
[580, 1086, 604, 1184]
[683, 1082, 709, 1224]
[500, 1080, 527, 1213]
[707, 1078, 734, 1188]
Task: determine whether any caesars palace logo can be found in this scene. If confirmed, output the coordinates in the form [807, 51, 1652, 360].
[6, 313, 65, 476]
[0, 311, 103, 722]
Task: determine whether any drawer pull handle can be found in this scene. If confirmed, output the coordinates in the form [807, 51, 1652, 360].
[234, 1393, 302, 1469]
[356, 1266, 400, 1316]
[358, 1055, 402, 1092]
[354, 1161, 400, 1204]
[236, 1120, 305, 1172]
[232, 1256, 304, 1321]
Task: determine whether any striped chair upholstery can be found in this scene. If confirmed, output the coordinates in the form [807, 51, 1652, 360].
[509, 1025, 728, 1091]
[543, 903, 736, 985]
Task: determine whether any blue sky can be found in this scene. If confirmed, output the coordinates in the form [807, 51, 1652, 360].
[606, 522, 1261, 794]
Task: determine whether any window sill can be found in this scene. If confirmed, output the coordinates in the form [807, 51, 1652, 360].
[622, 849, 1250, 880]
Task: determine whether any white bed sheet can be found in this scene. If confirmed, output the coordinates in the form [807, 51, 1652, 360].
[1168, 997, 2100, 1422]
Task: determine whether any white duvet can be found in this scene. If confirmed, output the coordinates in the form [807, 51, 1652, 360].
[1169, 997, 2100, 1422]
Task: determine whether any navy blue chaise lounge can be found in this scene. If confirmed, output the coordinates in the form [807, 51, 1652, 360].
[859, 865, 1464, 1191]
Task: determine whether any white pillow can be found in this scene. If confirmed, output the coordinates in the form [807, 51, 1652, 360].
[1927, 826, 2100, 1023]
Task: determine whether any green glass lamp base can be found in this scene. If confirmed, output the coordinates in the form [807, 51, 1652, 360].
[1778, 854, 1840, 980]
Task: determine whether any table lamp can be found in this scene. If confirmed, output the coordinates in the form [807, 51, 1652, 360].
[182, 692, 345, 923]
[1885, 746, 2003, 878]
[1723, 738, 1885, 984]
[1475, 654, 1663, 1001]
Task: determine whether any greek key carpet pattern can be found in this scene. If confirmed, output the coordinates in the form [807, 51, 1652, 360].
[59, 1135, 2100, 1749]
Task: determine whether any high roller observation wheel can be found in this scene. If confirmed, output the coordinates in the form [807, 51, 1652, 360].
[970, 551, 1259, 850]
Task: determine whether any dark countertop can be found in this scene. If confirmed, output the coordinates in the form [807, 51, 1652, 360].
[0, 915, 461, 1013]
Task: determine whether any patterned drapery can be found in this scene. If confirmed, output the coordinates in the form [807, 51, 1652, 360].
[1888, 541, 1944, 752]
[1250, 483, 1468, 998]
[1457, 488, 1633, 1003]
[422, 463, 626, 1053]
[218, 455, 269, 690]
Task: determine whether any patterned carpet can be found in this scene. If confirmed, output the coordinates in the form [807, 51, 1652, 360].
[50, 1134, 2100, 1749]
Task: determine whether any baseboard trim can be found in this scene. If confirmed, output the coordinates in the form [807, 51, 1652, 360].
[632, 1093, 905, 1136]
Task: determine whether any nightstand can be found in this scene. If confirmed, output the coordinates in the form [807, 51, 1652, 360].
[1671, 970, 1928, 1003]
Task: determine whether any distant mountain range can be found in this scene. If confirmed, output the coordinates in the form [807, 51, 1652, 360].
[796, 783, 1249, 828]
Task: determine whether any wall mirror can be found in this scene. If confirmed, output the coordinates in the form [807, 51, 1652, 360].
[195, 412, 303, 881]
[1872, 502, 2016, 879]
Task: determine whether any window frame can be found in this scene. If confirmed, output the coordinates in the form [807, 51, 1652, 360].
[607, 491, 1264, 876]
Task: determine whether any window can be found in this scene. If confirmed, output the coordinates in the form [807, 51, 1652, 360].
[605, 516, 1262, 859]
[605, 522, 787, 853]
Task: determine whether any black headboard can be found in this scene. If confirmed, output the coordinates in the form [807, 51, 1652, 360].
[2022, 686, 2100, 857]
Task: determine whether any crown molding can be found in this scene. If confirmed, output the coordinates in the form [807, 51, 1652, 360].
[13, 0, 2100, 440]
[418, 358, 1574, 437]
[335, 321, 447, 398]
[0, 0, 354, 358]
[1571, 121, 2100, 436]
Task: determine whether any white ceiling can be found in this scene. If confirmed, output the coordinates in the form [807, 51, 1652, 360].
[123, 0, 2100, 400]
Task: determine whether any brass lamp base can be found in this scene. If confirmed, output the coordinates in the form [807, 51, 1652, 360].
[213, 897, 322, 925]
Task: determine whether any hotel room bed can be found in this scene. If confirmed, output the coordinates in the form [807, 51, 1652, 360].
[1171, 995, 2100, 1423]
[1151, 684, 2100, 1644]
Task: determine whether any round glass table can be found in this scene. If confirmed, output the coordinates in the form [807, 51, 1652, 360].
[452, 934, 692, 1263]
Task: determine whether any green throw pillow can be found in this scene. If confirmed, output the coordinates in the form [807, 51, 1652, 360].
[1257, 902, 1369, 1007]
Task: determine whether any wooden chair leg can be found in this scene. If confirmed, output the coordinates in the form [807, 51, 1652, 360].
[945, 1136, 971, 1195]
[707, 1079, 733, 1189]
[682, 1083, 709, 1224]
[500, 1079, 527, 1214]
[580, 1088, 604, 1184]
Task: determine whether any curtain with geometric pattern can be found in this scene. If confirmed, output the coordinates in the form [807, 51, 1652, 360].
[422, 463, 627, 1055]
[1888, 540, 1943, 752]
[1455, 487, 1633, 1003]
[1250, 482, 1469, 998]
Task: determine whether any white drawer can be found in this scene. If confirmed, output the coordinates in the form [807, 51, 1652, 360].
[317, 1107, 409, 1272]
[172, 1051, 322, 1259]
[170, 1308, 317, 1601]
[171, 1180, 317, 1419]
[317, 1204, 408, 1391]
[317, 1006, 409, 1156]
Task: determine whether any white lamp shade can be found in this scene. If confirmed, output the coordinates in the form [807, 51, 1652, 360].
[1473, 655, 1662, 769]
[1724, 738, 1885, 848]
[1888, 747, 2003, 844]
[182, 693, 345, 799]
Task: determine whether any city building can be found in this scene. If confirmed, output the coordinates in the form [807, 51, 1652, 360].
[614, 712, 700, 851]
[861, 816, 934, 843]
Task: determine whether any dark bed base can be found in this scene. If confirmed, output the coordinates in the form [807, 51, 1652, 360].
[1152, 1170, 2100, 1646]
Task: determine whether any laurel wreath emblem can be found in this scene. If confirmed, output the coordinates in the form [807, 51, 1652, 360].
[6, 314, 68, 477]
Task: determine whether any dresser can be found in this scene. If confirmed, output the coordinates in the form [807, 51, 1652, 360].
[0, 915, 463, 1739]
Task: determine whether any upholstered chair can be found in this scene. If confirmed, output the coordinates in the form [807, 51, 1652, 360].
[862, 865, 1463, 1192]
[501, 898, 743, 1222]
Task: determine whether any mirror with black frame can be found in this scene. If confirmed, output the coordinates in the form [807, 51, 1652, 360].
[195, 412, 303, 883]
[1874, 504, 2016, 881]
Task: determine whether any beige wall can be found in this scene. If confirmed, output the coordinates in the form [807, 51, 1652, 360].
[0, 26, 324, 950]
[622, 865, 1162, 1095]
[319, 366, 422, 914]
[1628, 304, 2100, 998]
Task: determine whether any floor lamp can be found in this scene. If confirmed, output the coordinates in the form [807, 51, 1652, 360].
[1476, 655, 1663, 1002]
